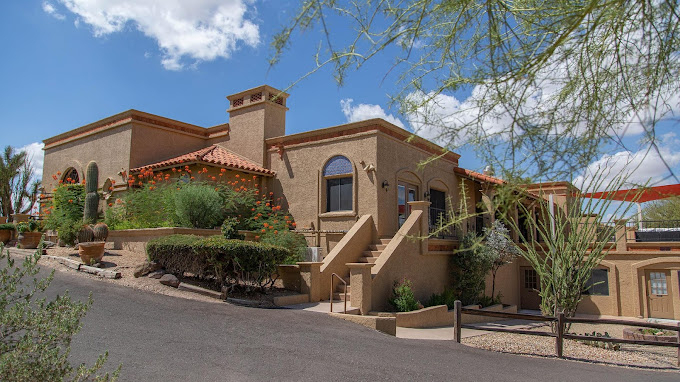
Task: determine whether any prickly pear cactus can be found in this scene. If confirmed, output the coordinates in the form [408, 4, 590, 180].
[93, 222, 109, 242]
[83, 161, 99, 224]
[78, 225, 94, 243]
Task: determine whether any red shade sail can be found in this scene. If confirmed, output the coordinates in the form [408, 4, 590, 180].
[581, 184, 680, 203]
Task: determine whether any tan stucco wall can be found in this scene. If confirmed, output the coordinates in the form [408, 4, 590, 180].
[266, 133, 380, 252]
[370, 210, 450, 311]
[129, 123, 206, 169]
[375, 133, 458, 237]
[222, 102, 286, 166]
[42, 123, 133, 194]
[503, 251, 680, 320]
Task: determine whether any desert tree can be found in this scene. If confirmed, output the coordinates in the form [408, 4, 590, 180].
[0, 246, 120, 381]
[272, 0, 680, 182]
[0, 146, 40, 217]
[482, 220, 519, 299]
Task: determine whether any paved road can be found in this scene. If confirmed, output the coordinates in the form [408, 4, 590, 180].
[41, 269, 677, 381]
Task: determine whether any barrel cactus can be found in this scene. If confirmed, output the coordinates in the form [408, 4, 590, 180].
[93, 222, 109, 242]
[77, 224, 94, 243]
[83, 161, 99, 224]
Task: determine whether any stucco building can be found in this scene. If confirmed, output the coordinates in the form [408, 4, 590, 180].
[42, 85, 680, 319]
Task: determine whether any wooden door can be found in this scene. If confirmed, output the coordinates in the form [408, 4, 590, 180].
[520, 267, 541, 310]
[646, 270, 674, 319]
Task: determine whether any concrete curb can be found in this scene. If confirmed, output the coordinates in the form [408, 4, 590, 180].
[177, 282, 223, 299]
[43, 255, 121, 279]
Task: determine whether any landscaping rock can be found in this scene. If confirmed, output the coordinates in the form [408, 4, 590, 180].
[134, 261, 162, 278]
[148, 269, 165, 279]
[159, 274, 180, 288]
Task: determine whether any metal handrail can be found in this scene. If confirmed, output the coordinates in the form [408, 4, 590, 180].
[330, 273, 347, 314]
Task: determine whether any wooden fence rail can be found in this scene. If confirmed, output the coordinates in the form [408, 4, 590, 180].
[452, 300, 680, 366]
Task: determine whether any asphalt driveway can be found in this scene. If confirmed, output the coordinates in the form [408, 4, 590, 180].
[40, 268, 677, 381]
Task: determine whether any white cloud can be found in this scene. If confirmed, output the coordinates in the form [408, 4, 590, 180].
[340, 99, 405, 128]
[43, 1, 66, 20]
[19, 142, 45, 185]
[573, 133, 680, 192]
[56, 0, 260, 70]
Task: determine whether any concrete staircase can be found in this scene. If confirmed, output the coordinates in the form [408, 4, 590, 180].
[332, 237, 391, 302]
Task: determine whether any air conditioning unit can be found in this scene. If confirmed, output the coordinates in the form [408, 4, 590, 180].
[306, 247, 323, 262]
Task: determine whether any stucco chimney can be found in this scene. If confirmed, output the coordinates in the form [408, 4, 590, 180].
[223, 85, 289, 165]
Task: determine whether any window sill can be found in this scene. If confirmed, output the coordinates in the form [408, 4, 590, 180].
[319, 211, 357, 218]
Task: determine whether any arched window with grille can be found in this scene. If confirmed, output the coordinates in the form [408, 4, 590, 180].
[62, 167, 79, 184]
[323, 156, 353, 212]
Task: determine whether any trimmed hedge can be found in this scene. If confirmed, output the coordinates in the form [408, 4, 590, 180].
[0, 224, 15, 231]
[146, 235, 290, 291]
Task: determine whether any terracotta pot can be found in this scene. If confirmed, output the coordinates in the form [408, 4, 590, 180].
[0, 216, 6, 224]
[17, 232, 42, 249]
[0, 229, 11, 244]
[78, 242, 106, 264]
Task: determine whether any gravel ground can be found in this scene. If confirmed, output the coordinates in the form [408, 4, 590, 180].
[463, 322, 679, 372]
[36, 246, 220, 304]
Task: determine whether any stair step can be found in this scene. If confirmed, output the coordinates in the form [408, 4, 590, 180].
[379, 238, 391, 245]
[333, 292, 351, 301]
[363, 250, 382, 257]
[358, 256, 379, 264]
[335, 284, 351, 293]
[368, 244, 387, 251]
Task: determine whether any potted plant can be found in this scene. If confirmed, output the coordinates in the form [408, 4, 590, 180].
[77, 222, 109, 265]
[16, 221, 43, 249]
[0, 223, 15, 244]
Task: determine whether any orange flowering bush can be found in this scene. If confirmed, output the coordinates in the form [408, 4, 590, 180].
[42, 181, 85, 245]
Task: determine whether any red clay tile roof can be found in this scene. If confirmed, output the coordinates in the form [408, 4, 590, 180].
[130, 145, 275, 176]
[454, 167, 504, 185]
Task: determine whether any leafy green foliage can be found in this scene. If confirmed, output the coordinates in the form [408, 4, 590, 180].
[105, 182, 176, 230]
[577, 332, 621, 351]
[449, 233, 493, 305]
[0, 246, 120, 381]
[259, 230, 307, 265]
[173, 184, 224, 229]
[641, 196, 680, 222]
[388, 279, 422, 312]
[425, 288, 457, 309]
[483, 220, 519, 299]
[146, 235, 290, 292]
[0, 146, 39, 217]
[0, 223, 14, 231]
[43, 184, 86, 246]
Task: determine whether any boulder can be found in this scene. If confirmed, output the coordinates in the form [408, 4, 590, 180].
[148, 269, 166, 279]
[159, 274, 180, 288]
[133, 261, 162, 278]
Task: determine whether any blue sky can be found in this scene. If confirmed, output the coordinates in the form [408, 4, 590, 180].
[2, 1, 679, 196]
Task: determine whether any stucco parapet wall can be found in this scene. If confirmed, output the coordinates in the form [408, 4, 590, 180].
[43, 109, 229, 149]
[265, 118, 460, 165]
[108, 227, 221, 252]
[329, 312, 397, 336]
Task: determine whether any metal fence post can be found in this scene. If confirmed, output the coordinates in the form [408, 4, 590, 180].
[454, 300, 462, 343]
[676, 322, 680, 367]
[556, 312, 564, 358]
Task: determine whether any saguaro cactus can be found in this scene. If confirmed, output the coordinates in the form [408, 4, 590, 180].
[83, 161, 99, 224]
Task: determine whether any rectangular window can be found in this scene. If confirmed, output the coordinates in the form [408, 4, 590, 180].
[524, 269, 538, 290]
[327, 177, 352, 212]
[649, 271, 668, 295]
[583, 269, 609, 296]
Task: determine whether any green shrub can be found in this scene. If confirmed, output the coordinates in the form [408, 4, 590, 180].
[449, 233, 493, 305]
[173, 184, 224, 229]
[221, 217, 241, 239]
[389, 279, 422, 312]
[259, 230, 307, 264]
[57, 220, 81, 246]
[108, 182, 177, 230]
[146, 235, 290, 292]
[43, 184, 85, 231]
[0, 245, 120, 380]
[0, 223, 15, 231]
[425, 288, 457, 309]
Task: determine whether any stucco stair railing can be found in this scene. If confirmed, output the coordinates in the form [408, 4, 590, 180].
[319, 215, 376, 301]
[331, 237, 391, 302]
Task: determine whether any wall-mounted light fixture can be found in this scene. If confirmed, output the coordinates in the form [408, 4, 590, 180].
[359, 160, 376, 172]
[381, 180, 389, 191]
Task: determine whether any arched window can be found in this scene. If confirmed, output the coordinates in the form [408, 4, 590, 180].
[62, 167, 79, 184]
[323, 156, 353, 212]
